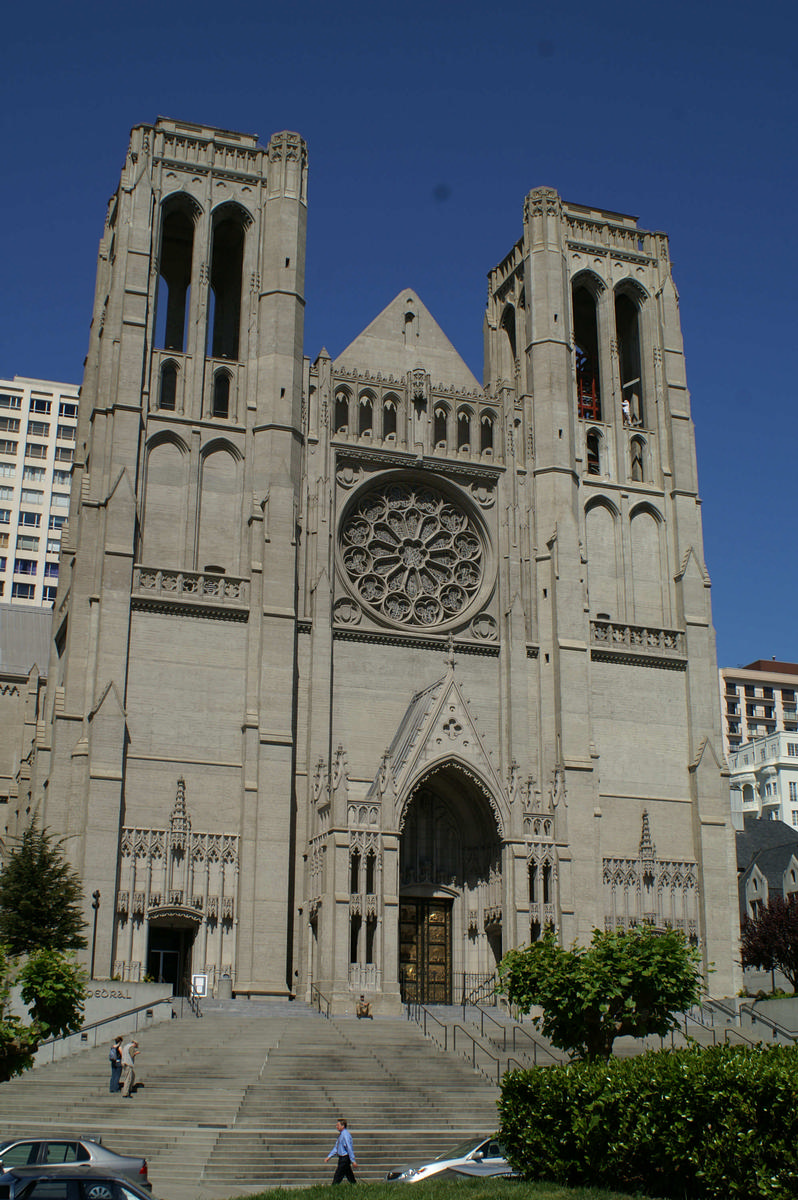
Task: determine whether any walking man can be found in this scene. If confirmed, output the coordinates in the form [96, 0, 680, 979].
[120, 1039, 139, 1098]
[325, 1118, 357, 1184]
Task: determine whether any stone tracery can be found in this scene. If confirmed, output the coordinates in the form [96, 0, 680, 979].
[340, 480, 486, 629]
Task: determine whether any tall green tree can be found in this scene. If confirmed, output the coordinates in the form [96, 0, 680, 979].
[499, 925, 703, 1061]
[0, 824, 87, 954]
[741, 895, 798, 993]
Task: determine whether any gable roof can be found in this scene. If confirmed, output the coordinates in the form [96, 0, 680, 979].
[737, 817, 798, 872]
[334, 290, 482, 394]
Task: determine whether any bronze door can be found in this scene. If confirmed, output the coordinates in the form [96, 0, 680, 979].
[399, 899, 452, 1004]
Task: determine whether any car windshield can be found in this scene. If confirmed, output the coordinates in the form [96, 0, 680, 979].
[434, 1138, 486, 1162]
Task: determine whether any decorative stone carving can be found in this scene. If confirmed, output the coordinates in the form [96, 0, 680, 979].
[333, 597, 361, 626]
[336, 464, 363, 489]
[469, 613, 497, 642]
[339, 479, 487, 630]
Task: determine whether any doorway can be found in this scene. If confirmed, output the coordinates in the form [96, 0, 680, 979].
[147, 924, 193, 994]
[400, 898, 452, 1004]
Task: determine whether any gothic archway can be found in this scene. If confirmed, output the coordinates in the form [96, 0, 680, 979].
[398, 764, 503, 1003]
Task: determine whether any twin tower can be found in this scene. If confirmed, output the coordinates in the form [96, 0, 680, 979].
[21, 117, 739, 1008]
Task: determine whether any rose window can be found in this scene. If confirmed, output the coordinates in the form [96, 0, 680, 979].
[340, 481, 486, 628]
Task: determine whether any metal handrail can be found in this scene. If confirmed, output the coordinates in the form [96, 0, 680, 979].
[724, 1026, 763, 1049]
[311, 984, 331, 1018]
[37, 996, 177, 1061]
[702, 996, 738, 1021]
[469, 1005, 562, 1066]
[407, 1003, 524, 1085]
[739, 1003, 798, 1043]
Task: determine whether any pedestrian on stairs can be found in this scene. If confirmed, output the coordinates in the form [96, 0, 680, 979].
[325, 1118, 357, 1184]
[120, 1039, 139, 1098]
[108, 1035, 123, 1092]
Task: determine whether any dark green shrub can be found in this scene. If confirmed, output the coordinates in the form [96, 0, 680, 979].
[499, 1044, 798, 1200]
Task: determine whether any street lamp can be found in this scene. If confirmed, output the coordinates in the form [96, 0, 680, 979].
[90, 890, 101, 980]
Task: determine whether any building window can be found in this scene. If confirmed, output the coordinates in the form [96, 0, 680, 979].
[53, 470, 71, 487]
[57, 424, 76, 442]
[480, 411, 495, 455]
[51, 493, 69, 508]
[0, 510, 10, 524]
[42, 585, 57, 602]
[335, 391, 349, 434]
[49, 515, 65, 530]
[358, 393, 374, 438]
[382, 398, 397, 440]
[207, 209, 246, 361]
[586, 428, 602, 475]
[789, 744, 798, 757]
[573, 284, 601, 421]
[55, 447, 73, 462]
[17, 535, 39, 551]
[630, 436, 645, 482]
[0, 394, 22, 409]
[44, 562, 59, 578]
[26, 444, 48, 459]
[46, 538, 60, 553]
[159, 361, 178, 411]
[457, 409, 471, 451]
[433, 405, 448, 447]
[0, 441, 18, 456]
[59, 402, 78, 419]
[790, 782, 798, 802]
[0, 487, 12, 502]
[156, 204, 195, 354]
[0, 417, 20, 433]
[212, 372, 230, 419]
[23, 466, 45, 481]
[616, 290, 644, 426]
[0, 557, 5, 571]
[14, 559, 37, 575]
[19, 511, 41, 528]
[20, 489, 43, 505]
[12, 582, 35, 599]
[28, 421, 50, 437]
[30, 399, 52, 414]
[0, 463, 14, 478]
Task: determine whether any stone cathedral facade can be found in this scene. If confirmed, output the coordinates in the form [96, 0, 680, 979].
[20, 117, 740, 1009]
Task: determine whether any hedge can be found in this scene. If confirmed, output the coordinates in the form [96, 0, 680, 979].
[499, 1044, 798, 1200]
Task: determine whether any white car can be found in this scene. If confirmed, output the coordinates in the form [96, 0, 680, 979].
[385, 1136, 514, 1182]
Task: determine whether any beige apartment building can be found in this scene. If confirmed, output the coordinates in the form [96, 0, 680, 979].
[719, 660, 798, 757]
[0, 377, 79, 607]
[16, 118, 740, 1008]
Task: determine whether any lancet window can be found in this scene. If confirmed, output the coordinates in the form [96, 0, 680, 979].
[615, 290, 645, 427]
[207, 208, 246, 361]
[573, 283, 602, 421]
[155, 202, 195, 354]
[159, 361, 178, 411]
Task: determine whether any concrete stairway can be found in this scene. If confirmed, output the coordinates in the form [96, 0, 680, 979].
[0, 1002, 500, 1200]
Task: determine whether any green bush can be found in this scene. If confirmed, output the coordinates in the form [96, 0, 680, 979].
[499, 1044, 798, 1200]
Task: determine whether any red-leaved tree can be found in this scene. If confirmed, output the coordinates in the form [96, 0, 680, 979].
[740, 895, 798, 993]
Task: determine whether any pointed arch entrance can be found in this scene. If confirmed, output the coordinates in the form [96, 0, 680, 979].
[399, 764, 503, 1004]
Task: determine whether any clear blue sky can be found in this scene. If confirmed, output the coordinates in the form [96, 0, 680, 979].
[1, 0, 795, 667]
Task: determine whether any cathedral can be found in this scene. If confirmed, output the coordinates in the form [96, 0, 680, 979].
[23, 117, 740, 1009]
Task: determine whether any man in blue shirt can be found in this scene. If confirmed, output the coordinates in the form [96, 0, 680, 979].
[325, 1117, 357, 1183]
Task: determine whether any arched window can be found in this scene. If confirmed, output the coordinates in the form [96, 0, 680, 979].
[542, 861, 552, 905]
[434, 405, 448, 447]
[350, 849, 361, 893]
[499, 304, 517, 382]
[159, 361, 178, 411]
[350, 914, 361, 964]
[155, 203, 195, 353]
[335, 390, 350, 434]
[382, 397, 397, 440]
[529, 861, 538, 903]
[358, 393, 373, 438]
[573, 283, 601, 420]
[365, 916, 377, 964]
[212, 371, 230, 419]
[480, 411, 495, 455]
[631, 436, 645, 482]
[207, 208, 246, 361]
[365, 850, 376, 894]
[586, 428, 602, 475]
[457, 409, 471, 451]
[616, 290, 645, 427]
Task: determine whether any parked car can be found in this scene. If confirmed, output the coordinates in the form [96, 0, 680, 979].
[386, 1135, 514, 1182]
[0, 1168, 154, 1200]
[0, 1142, 149, 1193]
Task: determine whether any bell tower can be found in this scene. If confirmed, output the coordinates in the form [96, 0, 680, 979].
[34, 119, 308, 993]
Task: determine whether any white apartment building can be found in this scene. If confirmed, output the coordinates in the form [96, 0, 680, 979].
[728, 730, 798, 830]
[719, 660, 798, 757]
[0, 376, 79, 606]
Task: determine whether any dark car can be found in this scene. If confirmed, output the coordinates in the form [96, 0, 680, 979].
[386, 1135, 514, 1182]
[0, 1143, 149, 1194]
[0, 1169, 154, 1200]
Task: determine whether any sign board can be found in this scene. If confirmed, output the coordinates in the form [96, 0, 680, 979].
[191, 973, 208, 998]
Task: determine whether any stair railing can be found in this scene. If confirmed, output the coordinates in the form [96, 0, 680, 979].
[739, 1003, 798, 1043]
[311, 984, 331, 1018]
[37, 996, 177, 1062]
[407, 1002, 525, 1085]
[470, 1005, 562, 1066]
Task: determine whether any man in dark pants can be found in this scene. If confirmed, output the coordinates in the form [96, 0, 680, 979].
[325, 1118, 357, 1184]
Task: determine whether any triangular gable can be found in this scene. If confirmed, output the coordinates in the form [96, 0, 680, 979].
[335, 289, 482, 394]
[368, 662, 507, 833]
